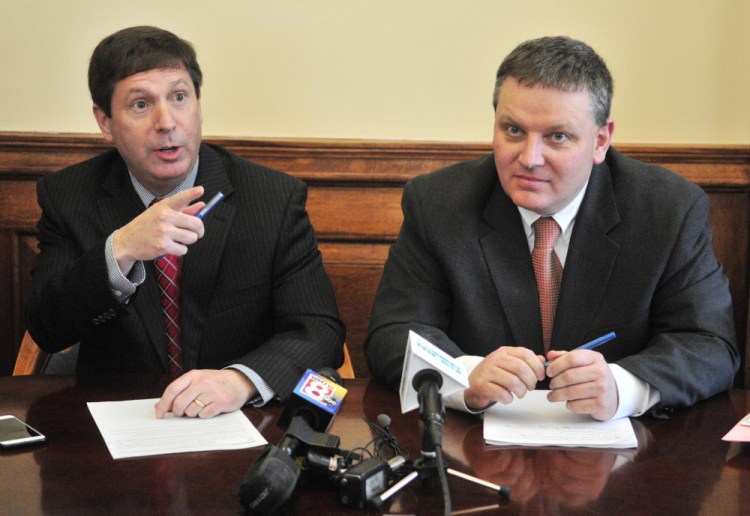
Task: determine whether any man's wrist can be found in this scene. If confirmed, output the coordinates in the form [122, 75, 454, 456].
[111, 229, 136, 275]
[226, 367, 258, 402]
[105, 232, 143, 302]
[226, 364, 275, 407]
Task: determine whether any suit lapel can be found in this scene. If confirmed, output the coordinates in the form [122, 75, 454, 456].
[97, 157, 167, 366]
[552, 161, 621, 349]
[180, 145, 236, 369]
[98, 157, 146, 231]
[480, 185, 544, 353]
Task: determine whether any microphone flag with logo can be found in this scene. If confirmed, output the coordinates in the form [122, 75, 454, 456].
[399, 331, 469, 414]
[277, 368, 347, 431]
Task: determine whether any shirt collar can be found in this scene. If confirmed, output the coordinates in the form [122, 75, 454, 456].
[518, 180, 589, 236]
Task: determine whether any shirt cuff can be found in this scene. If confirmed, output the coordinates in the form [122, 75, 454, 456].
[443, 355, 488, 414]
[105, 232, 145, 302]
[227, 364, 276, 407]
[609, 363, 661, 419]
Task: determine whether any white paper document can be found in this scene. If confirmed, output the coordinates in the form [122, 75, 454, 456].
[484, 390, 637, 449]
[88, 398, 268, 459]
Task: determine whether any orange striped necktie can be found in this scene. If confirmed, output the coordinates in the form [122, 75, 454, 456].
[532, 217, 562, 352]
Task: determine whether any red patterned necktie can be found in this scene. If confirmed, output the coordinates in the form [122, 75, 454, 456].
[152, 200, 183, 374]
[532, 217, 562, 352]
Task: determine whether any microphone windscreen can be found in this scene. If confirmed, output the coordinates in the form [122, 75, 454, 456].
[377, 413, 391, 429]
[317, 367, 342, 385]
[412, 368, 443, 391]
[239, 446, 300, 515]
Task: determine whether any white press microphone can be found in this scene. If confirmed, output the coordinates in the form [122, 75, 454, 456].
[399, 331, 469, 414]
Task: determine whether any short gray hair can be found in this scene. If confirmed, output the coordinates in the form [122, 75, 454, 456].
[492, 36, 613, 127]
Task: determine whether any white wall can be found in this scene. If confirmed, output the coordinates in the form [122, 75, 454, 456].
[2, 0, 748, 144]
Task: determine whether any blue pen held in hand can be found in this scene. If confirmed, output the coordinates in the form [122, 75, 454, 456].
[196, 191, 225, 219]
[156, 191, 224, 261]
[544, 331, 616, 368]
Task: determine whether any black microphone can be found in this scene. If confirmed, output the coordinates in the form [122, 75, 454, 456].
[412, 369, 445, 453]
[239, 368, 348, 515]
[277, 367, 346, 431]
[377, 413, 392, 431]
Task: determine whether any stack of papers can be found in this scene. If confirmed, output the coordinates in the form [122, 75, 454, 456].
[722, 413, 750, 442]
[88, 398, 267, 459]
[484, 390, 638, 449]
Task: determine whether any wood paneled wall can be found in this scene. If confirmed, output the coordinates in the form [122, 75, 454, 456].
[1, 132, 749, 384]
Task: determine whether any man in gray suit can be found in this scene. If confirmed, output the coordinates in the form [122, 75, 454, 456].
[25, 26, 344, 418]
[365, 36, 738, 420]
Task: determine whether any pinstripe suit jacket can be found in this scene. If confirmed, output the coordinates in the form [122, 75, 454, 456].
[25, 143, 344, 400]
[365, 148, 738, 409]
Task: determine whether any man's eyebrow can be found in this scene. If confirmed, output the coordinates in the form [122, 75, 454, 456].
[546, 124, 573, 133]
[124, 78, 190, 96]
[124, 85, 148, 95]
[497, 115, 573, 134]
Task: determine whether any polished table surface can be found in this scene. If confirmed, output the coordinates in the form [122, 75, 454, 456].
[1, 374, 750, 515]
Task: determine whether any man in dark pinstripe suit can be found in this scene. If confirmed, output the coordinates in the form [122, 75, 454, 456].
[25, 26, 344, 418]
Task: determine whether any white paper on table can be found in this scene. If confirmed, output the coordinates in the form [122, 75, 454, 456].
[483, 390, 637, 449]
[87, 398, 267, 459]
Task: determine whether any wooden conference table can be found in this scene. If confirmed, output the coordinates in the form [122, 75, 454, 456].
[1, 374, 749, 515]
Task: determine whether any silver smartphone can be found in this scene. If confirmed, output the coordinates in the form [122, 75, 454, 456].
[0, 415, 46, 448]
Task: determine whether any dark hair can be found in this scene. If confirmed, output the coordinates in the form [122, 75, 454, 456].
[492, 36, 613, 127]
[88, 26, 203, 117]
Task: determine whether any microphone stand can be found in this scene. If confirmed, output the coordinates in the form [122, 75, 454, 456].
[371, 373, 511, 512]
[373, 459, 511, 509]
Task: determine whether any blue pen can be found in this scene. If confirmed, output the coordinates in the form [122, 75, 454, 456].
[196, 191, 224, 220]
[544, 331, 616, 368]
[156, 191, 224, 260]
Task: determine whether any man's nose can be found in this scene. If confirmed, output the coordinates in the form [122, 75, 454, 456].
[519, 137, 545, 169]
[153, 103, 176, 133]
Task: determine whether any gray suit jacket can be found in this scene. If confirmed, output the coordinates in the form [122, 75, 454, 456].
[26, 144, 345, 400]
[365, 148, 738, 409]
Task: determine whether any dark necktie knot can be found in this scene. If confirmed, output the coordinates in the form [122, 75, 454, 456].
[533, 217, 561, 253]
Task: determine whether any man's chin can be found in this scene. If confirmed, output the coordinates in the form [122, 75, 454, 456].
[151, 157, 194, 178]
[139, 166, 193, 195]
[509, 193, 556, 216]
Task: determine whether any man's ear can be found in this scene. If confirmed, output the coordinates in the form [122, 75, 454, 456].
[92, 105, 114, 143]
[592, 119, 615, 165]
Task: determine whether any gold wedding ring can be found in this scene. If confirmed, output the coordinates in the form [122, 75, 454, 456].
[193, 398, 206, 408]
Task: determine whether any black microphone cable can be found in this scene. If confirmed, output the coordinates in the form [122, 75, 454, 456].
[434, 443, 450, 516]
[363, 413, 410, 463]
[335, 413, 411, 476]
